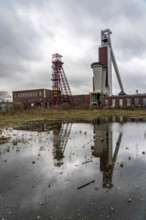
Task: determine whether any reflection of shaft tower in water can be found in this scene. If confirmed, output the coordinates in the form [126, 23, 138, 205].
[92, 119, 122, 188]
[102, 132, 122, 188]
[52, 122, 72, 167]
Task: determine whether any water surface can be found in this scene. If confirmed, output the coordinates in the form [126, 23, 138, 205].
[0, 119, 146, 220]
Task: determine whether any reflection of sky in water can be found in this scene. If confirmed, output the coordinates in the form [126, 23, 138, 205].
[112, 122, 146, 158]
[0, 121, 146, 220]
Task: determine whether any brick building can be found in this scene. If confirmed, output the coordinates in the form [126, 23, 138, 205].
[13, 89, 52, 108]
[12, 88, 90, 108]
[72, 94, 90, 106]
[102, 94, 146, 108]
[13, 88, 146, 109]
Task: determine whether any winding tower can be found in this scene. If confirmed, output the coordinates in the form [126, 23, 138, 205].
[90, 29, 125, 107]
[51, 53, 72, 105]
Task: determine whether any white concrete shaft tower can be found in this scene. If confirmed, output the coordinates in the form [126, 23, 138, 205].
[90, 29, 125, 107]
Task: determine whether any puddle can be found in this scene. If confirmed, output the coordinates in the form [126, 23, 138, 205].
[0, 118, 146, 219]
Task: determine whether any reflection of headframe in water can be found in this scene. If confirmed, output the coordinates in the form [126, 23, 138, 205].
[92, 119, 123, 188]
[52, 122, 72, 167]
[102, 132, 122, 188]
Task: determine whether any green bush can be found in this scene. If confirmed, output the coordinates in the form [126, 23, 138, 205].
[12, 103, 24, 111]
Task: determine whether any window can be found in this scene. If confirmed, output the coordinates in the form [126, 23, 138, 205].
[105, 99, 108, 106]
[143, 98, 146, 107]
[127, 98, 131, 106]
[119, 99, 123, 107]
[112, 99, 115, 107]
[134, 98, 139, 106]
[44, 89, 46, 98]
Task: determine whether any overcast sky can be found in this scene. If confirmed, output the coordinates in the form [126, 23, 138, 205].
[0, 0, 146, 96]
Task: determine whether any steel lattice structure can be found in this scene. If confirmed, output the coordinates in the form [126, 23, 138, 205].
[51, 53, 72, 105]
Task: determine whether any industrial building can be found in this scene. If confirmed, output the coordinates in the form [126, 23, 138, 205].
[103, 94, 146, 108]
[12, 29, 146, 109]
[12, 53, 90, 108]
[13, 88, 52, 108]
[90, 29, 125, 107]
[90, 29, 146, 108]
[12, 88, 90, 108]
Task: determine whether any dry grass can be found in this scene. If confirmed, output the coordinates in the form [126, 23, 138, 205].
[0, 109, 146, 127]
[0, 136, 9, 144]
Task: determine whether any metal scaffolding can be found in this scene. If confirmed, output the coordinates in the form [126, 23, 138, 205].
[51, 53, 72, 105]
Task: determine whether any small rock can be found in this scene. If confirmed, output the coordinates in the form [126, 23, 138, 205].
[128, 199, 132, 203]
[91, 146, 94, 150]
[110, 207, 114, 211]
[95, 187, 99, 190]
[120, 163, 124, 168]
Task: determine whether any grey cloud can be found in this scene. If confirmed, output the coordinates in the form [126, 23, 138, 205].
[0, 0, 48, 8]
[0, 3, 48, 89]
[47, 0, 146, 64]
[0, 8, 41, 61]
[0, 0, 146, 94]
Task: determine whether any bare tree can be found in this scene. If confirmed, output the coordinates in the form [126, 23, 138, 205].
[0, 91, 10, 102]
